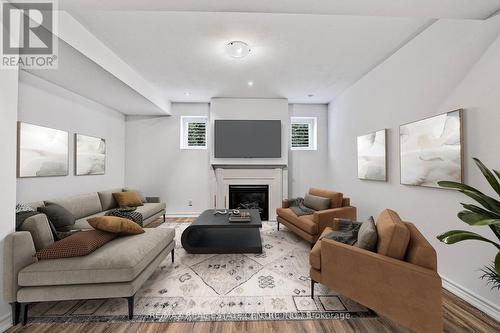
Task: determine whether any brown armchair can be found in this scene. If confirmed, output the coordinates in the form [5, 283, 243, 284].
[309, 209, 442, 333]
[276, 188, 356, 243]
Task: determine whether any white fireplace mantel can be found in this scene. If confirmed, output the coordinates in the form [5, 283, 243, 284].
[213, 167, 286, 221]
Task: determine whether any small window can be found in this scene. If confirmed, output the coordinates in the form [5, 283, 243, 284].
[180, 116, 207, 149]
[290, 117, 317, 150]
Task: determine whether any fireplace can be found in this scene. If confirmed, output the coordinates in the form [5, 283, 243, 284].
[229, 185, 269, 221]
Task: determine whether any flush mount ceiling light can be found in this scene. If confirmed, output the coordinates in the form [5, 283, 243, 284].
[226, 41, 251, 58]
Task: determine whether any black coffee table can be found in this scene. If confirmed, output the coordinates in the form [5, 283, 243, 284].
[181, 209, 262, 254]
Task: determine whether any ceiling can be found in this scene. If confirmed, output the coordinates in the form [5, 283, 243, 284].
[42, 1, 500, 107]
[73, 11, 430, 103]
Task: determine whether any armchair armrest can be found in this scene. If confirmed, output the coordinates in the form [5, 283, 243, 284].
[312, 206, 357, 234]
[321, 239, 442, 333]
[146, 197, 161, 203]
[3, 232, 37, 303]
[282, 199, 289, 208]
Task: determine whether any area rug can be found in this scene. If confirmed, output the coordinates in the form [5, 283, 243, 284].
[28, 222, 374, 323]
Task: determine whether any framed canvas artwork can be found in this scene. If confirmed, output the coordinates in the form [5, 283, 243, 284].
[75, 134, 106, 175]
[400, 109, 463, 188]
[357, 129, 387, 181]
[17, 122, 69, 178]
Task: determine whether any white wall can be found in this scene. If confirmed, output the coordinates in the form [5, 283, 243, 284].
[16, 72, 126, 202]
[0, 38, 19, 333]
[328, 18, 500, 317]
[125, 103, 211, 215]
[288, 104, 329, 198]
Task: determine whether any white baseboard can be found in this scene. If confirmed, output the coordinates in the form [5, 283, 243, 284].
[442, 276, 500, 320]
[0, 312, 11, 333]
[165, 212, 201, 218]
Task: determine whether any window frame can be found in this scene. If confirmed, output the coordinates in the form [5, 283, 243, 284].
[180, 116, 208, 150]
[290, 116, 317, 151]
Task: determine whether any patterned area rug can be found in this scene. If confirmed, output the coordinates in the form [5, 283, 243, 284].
[28, 222, 374, 323]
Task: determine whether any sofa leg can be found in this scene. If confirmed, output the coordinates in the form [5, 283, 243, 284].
[311, 280, 316, 299]
[171, 248, 175, 263]
[11, 302, 20, 325]
[127, 295, 134, 320]
[277, 221, 280, 231]
[20, 303, 28, 326]
[163, 214, 166, 222]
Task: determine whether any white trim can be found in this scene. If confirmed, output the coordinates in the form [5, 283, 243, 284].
[442, 276, 500, 320]
[0, 312, 11, 333]
[165, 212, 201, 218]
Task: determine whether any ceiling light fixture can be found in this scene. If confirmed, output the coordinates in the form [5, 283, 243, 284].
[184, 92, 191, 96]
[247, 81, 254, 87]
[226, 41, 251, 59]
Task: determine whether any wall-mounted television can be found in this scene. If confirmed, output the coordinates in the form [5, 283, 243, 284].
[214, 120, 281, 158]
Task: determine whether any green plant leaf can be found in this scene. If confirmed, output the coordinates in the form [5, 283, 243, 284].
[457, 211, 500, 226]
[474, 158, 500, 196]
[461, 203, 500, 219]
[494, 169, 500, 182]
[438, 181, 483, 194]
[496, 252, 500, 276]
[437, 230, 500, 250]
[462, 190, 500, 214]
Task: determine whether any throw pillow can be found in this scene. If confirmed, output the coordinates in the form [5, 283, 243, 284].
[113, 191, 144, 208]
[35, 230, 117, 260]
[123, 188, 147, 203]
[37, 203, 76, 232]
[356, 216, 378, 251]
[88, 216, 145, 235]
[303, 194, 331, 211]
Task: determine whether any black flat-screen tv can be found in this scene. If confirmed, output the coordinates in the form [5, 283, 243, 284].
[214, 120, 281, 158]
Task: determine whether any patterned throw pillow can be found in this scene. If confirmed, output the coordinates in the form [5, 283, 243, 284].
[16, 203, 35, 214]
[35, 230, 117, 260]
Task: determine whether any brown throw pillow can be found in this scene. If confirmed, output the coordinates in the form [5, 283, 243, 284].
[113, 191, 144, 208]
[88, 216, 144, 235]
[35, 230, 117, 260]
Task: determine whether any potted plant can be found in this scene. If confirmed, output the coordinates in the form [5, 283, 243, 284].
[437, 158, 500, 290]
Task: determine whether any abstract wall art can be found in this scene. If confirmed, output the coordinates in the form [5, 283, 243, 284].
[357, 129, 387, 181]
[400, 110, 463, 188]
[17, 122, 69, 178]
[75, 134, 106, 175]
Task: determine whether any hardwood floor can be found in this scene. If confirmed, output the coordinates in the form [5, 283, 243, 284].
[7, 218, 498, 333]
[6, 285, 497, 333]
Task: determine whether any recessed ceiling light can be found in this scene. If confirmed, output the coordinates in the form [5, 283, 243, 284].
[184, 92, 191, 96]
[247, 81, 254, 87]
[226, 41, 251, 59]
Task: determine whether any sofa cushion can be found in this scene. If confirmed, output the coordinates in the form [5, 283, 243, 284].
[276, 208, 317, 234]
[19, 214, 55, 250]
[376, 209, 410, 260]
[45, 193, 102, 220]
[304, 194, 331, 211]
[308, 188, 343, 208]
[135, 203, 166, 219]
[97, 189, 123, 211]
[309, 227, 334, 270]
[113, 191, 144, 208]
[18, 228, 175, 286]
[88, 216, 144, 235]
[404, 222, 437, 271]
[356, 216, 378, 251]
[37, 203, 75, 232]
[123, 188, 147, 203]
[35, 230, 117, 260]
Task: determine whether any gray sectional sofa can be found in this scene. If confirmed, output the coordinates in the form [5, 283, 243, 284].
[4, 189, 174, 326]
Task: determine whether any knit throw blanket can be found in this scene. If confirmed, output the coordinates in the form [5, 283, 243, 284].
[288, 197, 316, 216]
[106, 209, 143, 226]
